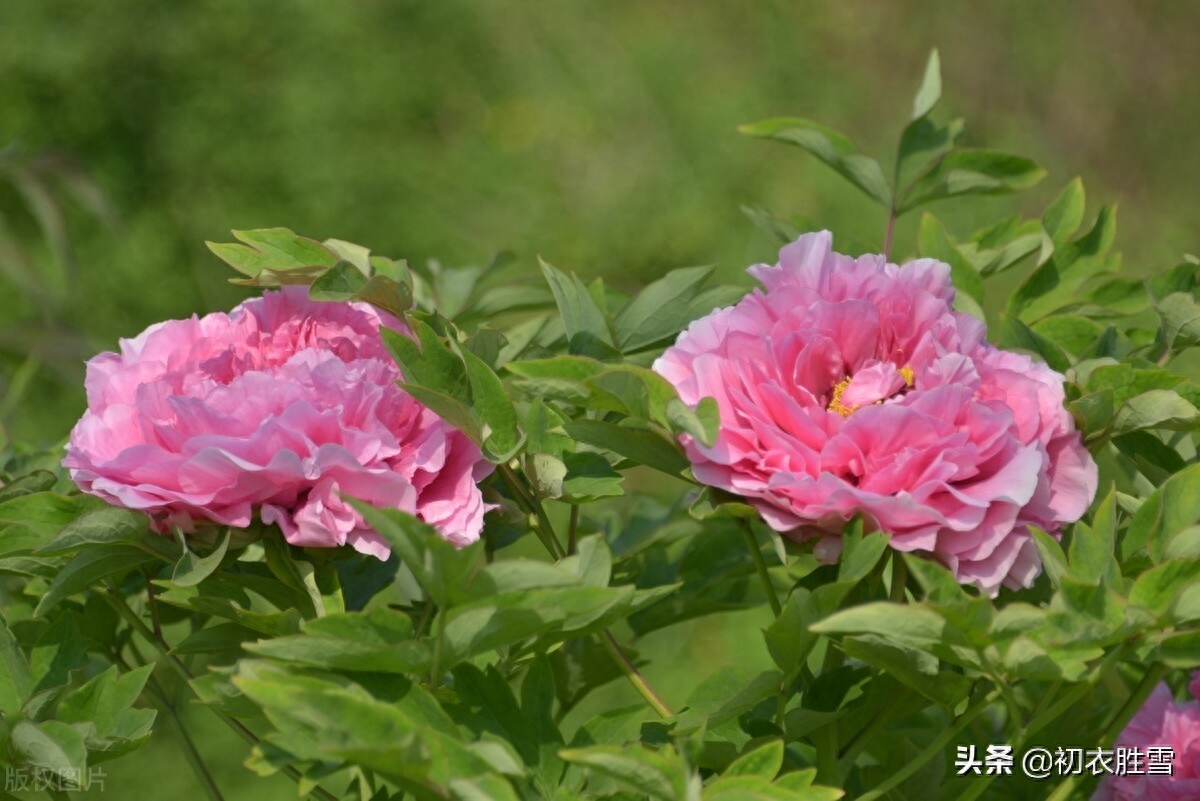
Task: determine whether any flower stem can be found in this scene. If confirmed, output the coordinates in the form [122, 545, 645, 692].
[567, 503, 580, 556]
[498, 463, 564, 559]
[503, 463, 674, 719]
[740, 519, 782, 617]
[856, 688, 1001, 801]
[598, 630, 674, 719]
[149, 678, 226, 801]
[100, 587, 340, 801]
[1043, 662, 1168, 801]
[889, 553, 908, 603]
[883, 210, 897, 259]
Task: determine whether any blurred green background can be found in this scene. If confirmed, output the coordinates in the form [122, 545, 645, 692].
[2, 2, 1199, 797]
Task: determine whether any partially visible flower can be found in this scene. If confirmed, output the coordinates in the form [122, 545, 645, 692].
[653, 231, 1097, 594]
[1092, 673, 1200, 800]
[64, 287, 493, 558]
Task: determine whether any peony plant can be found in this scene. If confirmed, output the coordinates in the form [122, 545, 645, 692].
[1, 49, 1198, 801]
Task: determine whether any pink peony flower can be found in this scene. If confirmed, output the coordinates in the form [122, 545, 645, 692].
[1092, 673, 1200, 800]
[653, 231, 1097, 593]
[64, 287, 493, 558]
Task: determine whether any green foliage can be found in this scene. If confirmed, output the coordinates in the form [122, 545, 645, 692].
[2, 42, 1199, 801]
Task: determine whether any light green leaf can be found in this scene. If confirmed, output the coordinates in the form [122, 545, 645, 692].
[1042, 177, 1086, 249]
[910, 49, 941, 120]
[724, 739, 784, 779]
[36, 506, 150, 556]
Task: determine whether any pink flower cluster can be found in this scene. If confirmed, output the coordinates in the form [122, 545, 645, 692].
[64, 287, 492, 558]
[654, 232, 1097, 594]
[1094, 674, 1200, 800]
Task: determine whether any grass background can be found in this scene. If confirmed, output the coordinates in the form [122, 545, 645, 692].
[1, 2, 1198, 798]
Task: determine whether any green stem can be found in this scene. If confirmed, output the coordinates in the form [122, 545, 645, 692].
[567, 503, 580, 556]
[740, 519, 782, 617]
[949, 644, 1131, 801]
[815, 642, 845, 785]
[151, 679, 226, 801]
[599, 630, 674, 719]
[883, 210, 897, 259]
[505, 460, 675, 720]
[889, 553, 908, 603]
[498, 463, 564, 559]
[856, 689, 1001, 801]
[430, 606, 446, 689]
[1044, 663, 1168, 801]
[101, 588, 340, 801]
[45, 790, 70, 801]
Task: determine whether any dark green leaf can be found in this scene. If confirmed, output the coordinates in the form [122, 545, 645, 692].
[738, 118, 891, 207]
[900, 150, 1045, 213]
[613, 266, 714, 352]
[35, 546, 156, 616]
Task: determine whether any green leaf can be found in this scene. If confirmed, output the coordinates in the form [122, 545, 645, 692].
[0, 616, 32, 714]
[1157, 292, 1200, 350]
[613, 265, 714, 352]
[539, 257, 615, 356]
[1156, 631, 1200, 669]
[677, 666, 783, 733]
[57, 664, 156, 756]
[382, 320, 470, 403]
[245, 608, 429, 673]
[841, 635, 969, 707]
[1124, 464, 1200, 564]
[352, 504, 483, 609]
[36, 506, 150, 556]
[1032, 315, 1106, 356]
[207, 227, 338, 278]
[1042, 177, 1086, 249]
[29, 614, 88, 694]
[738, 118, 892, 207]
[1111, 390, 1199, 435]
[741, 204, 809, 245]
[725, 739, 784, 779]
[1031, 527, 1069, 589]
[457, 342, 525, 462]
[10, 720, 88, 783]
[910, 49, 941, 120]
[170, 528, 231, 587]
[809, 602, 945, 648]
[562, 421, 689, 477]
[900, 150, 1045, 213]
[558, 745, 688, 801]
[1068, 488, 1118, 585]
[233, 228, 340, 268]
[308, 260, 368, 300]
[1130, 559, 1199, 619]
[916, 214, 984, 304]
[0, 470, 57, 503]
[561, 452, 624, 502]
[992, 312, 1070, 372]
[35, 545, 156, 616]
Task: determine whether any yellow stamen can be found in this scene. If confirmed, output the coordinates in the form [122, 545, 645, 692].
[827, 375, 855, 417]
[899, 364, 914, 386]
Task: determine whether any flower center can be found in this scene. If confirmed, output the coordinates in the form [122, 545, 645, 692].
[827, 363, 914, 417]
